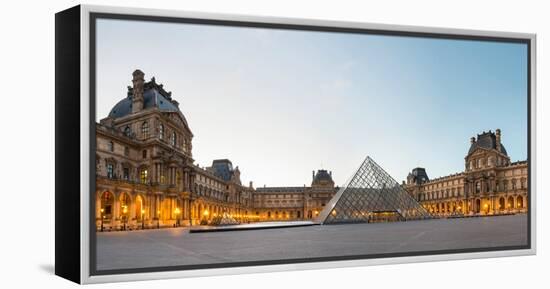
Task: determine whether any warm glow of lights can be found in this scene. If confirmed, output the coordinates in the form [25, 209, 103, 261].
[174, 207, 180, 215]
[122, 205, 128, 214]
[141, 209, 145, 214]
[203, 210, 209, 216]
[157, 210, 160, 215]
[331, 210, 336, 216]
[100, 208, 104, 213]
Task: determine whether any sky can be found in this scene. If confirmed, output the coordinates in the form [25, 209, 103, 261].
[95, 18, 528, 188]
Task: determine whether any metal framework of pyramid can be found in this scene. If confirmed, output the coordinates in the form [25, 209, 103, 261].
[316, 156, 431, 224]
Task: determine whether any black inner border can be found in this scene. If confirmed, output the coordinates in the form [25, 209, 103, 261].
[89, 12, 532, 276]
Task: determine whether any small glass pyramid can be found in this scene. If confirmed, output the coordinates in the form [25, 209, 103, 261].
[317, 156, 432, 224]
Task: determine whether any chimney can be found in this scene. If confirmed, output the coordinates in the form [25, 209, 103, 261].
[329, 171, 332, 177]
[470, 136, 476, 144]
[495, 128, 502, 151]
[249, 181, 253, 189]
[312, 170, 315, 180]
[132, 69, 145, 113]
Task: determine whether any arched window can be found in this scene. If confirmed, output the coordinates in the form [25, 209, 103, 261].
[142, 149, 147, 159]
[159, 124, 164, 140]
[141, 122, 149, 138]
[124, 126, 131, 137]
[108, 141, 114, 152]
[171, 132, 177, 146]
[475, 182, 481, 194]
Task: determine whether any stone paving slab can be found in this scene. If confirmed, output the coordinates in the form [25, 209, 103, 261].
[96, 214, 528, 271]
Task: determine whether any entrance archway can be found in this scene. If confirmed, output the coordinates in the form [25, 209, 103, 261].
[119, 192, 131, 219]
[499, 197, 505, 211]
[517, 196, 524, 209]
[100, 191, 114, 218]
[475, 199, 481, 214]
[507, 196, 515, 210]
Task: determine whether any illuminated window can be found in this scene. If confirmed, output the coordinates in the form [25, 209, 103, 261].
[159, 124, 164, 140]
[140, 169, 148, 184]
[141, 121, 149, 138]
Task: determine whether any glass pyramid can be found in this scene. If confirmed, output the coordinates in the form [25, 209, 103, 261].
[317, 156, 431, 224]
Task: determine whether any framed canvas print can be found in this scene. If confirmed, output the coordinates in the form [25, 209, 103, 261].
[55, 4, 537, 284]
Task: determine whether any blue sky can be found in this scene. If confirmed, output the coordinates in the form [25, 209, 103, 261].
[96, 18, 528, 187]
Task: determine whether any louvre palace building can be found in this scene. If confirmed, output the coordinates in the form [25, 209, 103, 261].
[404, 129, 528, 217]
[95, 70, 337, 230]
[95, 69, 527, 231]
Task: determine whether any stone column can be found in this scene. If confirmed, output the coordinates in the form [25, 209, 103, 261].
[113, 193, 120, 225]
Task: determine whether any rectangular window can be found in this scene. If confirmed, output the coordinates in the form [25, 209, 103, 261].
[107, 164, 114, 179]
[123, 168, 129, 180]
[140, 169, 148, 184]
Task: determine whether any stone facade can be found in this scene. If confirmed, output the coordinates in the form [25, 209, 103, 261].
[95, 70, 336, 231]
[254, 170, 338, 221]
[404, 130, 528, 217]
[95, 70, 528, 231]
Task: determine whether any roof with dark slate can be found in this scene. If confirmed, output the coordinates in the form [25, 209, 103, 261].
[210, 159, 234, 182]
[410, 167, 429, 184]
[468, 131, 508, 156]
[313, 170, 333, 184]
[108, 78, 187, 126]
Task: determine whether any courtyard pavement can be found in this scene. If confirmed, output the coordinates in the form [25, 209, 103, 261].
[96, 214, 528, 271]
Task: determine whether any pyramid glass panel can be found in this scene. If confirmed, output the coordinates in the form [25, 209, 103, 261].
[317, 156, 431, 224]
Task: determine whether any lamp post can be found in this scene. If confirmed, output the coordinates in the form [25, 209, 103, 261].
[157, 210, 160, 229]
[175, 207, 181, 227]
[122, 205, 128, 231]
[141, 209, 145, 230]
[100, 208, 105, 232]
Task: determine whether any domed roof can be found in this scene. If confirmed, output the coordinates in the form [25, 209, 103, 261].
[108, 77, 188, 126]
